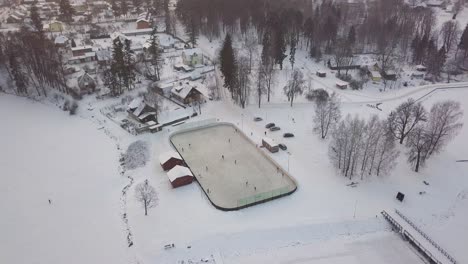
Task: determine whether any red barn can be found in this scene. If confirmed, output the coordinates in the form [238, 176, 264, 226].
[159, 151, 184, 171]
[167, 165, 193, 188]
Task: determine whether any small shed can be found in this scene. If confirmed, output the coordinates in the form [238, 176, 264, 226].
[369, 71, 382, 82]
[159, 151, 184, 171]
[167, 165, 193, 188]
[316, 70, 326, 77]
[336, 81, 349, 89]
[416, 65, 427, 72]
[182, 49, 204, 66]
[262, 137, 279, 153]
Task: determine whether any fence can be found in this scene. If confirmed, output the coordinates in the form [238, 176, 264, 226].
[237, 186, 291, 207]
[395, 210, 457, 264]
[172, 118, 218, 131]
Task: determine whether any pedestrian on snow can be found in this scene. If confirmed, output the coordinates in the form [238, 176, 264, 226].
[254, 186, 257, 191]
[235, 160, 237, 164]
[222, 155, 224, 160]
[264, 131, 267, 135]
[48, 199, 52, 204]
[206, 166, 208, 171]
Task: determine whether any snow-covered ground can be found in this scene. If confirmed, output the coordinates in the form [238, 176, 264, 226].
[0, 95, 131, 264]
[3, 22, 468, 262]
[2, 79, 467, 263]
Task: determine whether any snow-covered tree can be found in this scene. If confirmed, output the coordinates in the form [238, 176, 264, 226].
[283, 69, 305, 107]
[387, 99, 427, 144]
[135, 179, 158, 216]
[313, 92, 341, 139]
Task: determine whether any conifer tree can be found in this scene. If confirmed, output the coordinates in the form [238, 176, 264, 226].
[59, 0, 76, 23]
[219, 34, 237, 94]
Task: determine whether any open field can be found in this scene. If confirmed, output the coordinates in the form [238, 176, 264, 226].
[170, 123, 297, 210]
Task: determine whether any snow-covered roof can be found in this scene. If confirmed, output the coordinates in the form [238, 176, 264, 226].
[167, 165, 192, 182]
[128, 98, 143, 110]
[171, 82, 207, 100]
[54, 35, 68, 44]
[72, 45, 93, 51]
[159, 151, 182, 164]
[139, 112, 156, 120]
[262, 137, 277, 147]
[133, 103, 146, 117]
[110, 32, 126, 41]
[122, 28, 153, 36]
[370, 71, 381, 78]
[182, 48, 202, 57]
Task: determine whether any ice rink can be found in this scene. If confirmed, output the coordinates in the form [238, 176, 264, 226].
[170, 123, 297, 210]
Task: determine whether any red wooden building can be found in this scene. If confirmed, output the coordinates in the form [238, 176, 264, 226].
[167, 165, 194, 188]
[159, 151, 184, 171]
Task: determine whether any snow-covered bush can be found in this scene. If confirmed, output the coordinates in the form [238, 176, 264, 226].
[306, 88, 329, 103]
[123, 140, 149, 170]
[69, 101, 78, 115]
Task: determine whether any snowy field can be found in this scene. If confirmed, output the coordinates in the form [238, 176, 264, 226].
[170, 123, 296, 209]
[0, 94, 131, 264]
[2, 85, 468, 263]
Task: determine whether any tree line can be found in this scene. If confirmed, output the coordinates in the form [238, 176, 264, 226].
[0, 4, 68, 97]
[312, 94, 463, 178]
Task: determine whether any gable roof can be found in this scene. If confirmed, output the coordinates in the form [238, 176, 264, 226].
[167, 165, 192, 182]
[159, 151, 182, 164]
[77, 72, 94, 88]
[54, 35, 68, 44]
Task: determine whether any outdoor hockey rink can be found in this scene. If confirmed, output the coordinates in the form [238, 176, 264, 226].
[170, 123, 297, 210]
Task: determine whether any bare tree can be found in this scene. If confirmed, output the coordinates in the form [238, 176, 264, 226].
[441, 20, 460, 54]
[330, 114, 399, 179]
[453, 0, 465, 19]
[313, 92, 341, 139]
[135, 179, 158, 216]
[406, 100, 463, 172]
[424, 100, 463, 158]
[329, 115, 366, 179]
[405, 124, 429, 172]
[243, 27, 258, 72]
[283, 69, 305, 107]
[236, 56, 251, 108]
[255, 64, 267, 108]
[387, 99, 427, 144]
[262, 56, 275, 102]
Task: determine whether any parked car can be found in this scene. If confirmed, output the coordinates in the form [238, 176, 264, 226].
[265, 123, 275, 129]
[283, 133, 294, 138]
[254, 117, 263, 122]
[279, 143, 287, 150]
[270, 126, 281, 131]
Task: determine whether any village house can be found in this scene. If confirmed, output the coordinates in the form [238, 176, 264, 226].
[77, 72, 96, 94]
[369, 70, 382, 82]
[136, 12, 152, 29]
[171, 81, 206, 104]
[72, 46, 93, 57]
[127, 98, 158, 124]
[182, 49, 204, 67]
[45, 21, 64, 32]
[54, 35, 69, 47]
[67, 71, 96, 98]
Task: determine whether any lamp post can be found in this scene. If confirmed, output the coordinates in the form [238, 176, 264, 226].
[287, 151, 291, 172]
[241, 113, 244, 130]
